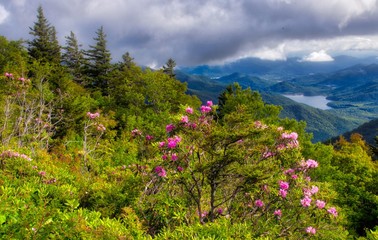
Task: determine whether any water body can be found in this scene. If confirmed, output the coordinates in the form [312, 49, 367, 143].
[283, 94, 332, 110]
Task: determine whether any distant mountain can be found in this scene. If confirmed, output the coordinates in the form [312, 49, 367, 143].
[180, 55, 378, 78]
[328, 118, 378, 147]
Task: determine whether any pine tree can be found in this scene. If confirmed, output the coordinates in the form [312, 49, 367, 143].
[84, 26, 112, 94]
[62, 31, 85, 84]
[162, 58, 176, 78]
[121, 52, 135, 69]
[28, 5, 61, 64]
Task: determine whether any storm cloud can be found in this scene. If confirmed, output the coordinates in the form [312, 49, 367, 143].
[1, 0, 378, 66]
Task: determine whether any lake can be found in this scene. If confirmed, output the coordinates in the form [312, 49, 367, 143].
[283, 94, 332, 110]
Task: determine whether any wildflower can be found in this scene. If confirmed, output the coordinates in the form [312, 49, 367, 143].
[284, 168, 295, 175]
[155, 166, 167, 177]
[38, 171, 46, 177]
[158, 141, 166, 148]
[181, 115, 189, 123]
[206, 100, 213, 107]
[306, 226, 316, 235]
[279, 181, 289, 190]
[185, 107, 194, 114]
[87, 112, 100, 119]
[291, 174, 298, 179]
[177, 166, 183, 172]
[171, 153, 178, 161]
[200, 105, 212, 113]
[217, 208, 223, 214]
[305, 159, 319, 168]
[301, 196, 312, 207]
[96, 124, 106, 132]
[146, 135, 153, 141]
[327, 207, 338, 217]
[162, 154, 168, 160]
[255, 199, 264, 208]
[166, 124, 175, 132]
[316, 200, 326, 209]
[311, 186, 319, 195]
[131, 128, 141, 136]
[279, 189, 287, 198]
[18, 77, 25, 82]
[274, 209, 282, 217]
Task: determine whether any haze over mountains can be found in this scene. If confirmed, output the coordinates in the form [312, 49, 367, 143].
[177, 55, 378, 143]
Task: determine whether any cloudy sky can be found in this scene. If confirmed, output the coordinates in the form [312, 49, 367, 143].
[1, 0, 378, 67]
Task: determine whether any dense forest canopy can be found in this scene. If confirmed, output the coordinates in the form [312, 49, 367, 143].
[0, 6, 377, 239]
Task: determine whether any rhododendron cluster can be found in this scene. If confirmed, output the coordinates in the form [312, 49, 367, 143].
[155, 166, 167, 177]
[0, 150, 32, 161]
[306, 226, 316, 235]
[255, 199, 264, 208]
[86, 112, 100, 119]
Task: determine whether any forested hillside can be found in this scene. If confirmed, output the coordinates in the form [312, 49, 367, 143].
[0, 7, 377, 239]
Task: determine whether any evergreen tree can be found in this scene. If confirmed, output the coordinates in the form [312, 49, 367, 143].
[84, 26, 112, 94]
[162, 58, 176, 78]
[62, 31, 85, 84]
[121, 52, 135, 69]
[28, 5, 61, 64]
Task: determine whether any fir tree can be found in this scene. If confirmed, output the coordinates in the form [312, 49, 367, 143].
[121, 52, 135, 69]
[28, 5, 61, 64]
[162, 58, 176, 78]
[84, 26, 112, 94]
[62, 31, 85, 84]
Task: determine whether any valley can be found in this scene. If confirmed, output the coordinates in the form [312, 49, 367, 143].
[177, 57, 378, 143]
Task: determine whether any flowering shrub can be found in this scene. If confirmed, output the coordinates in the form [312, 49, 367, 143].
[135, 101, 347, 238]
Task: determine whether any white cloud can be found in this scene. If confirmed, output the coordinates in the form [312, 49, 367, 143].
[0, 5, 10, 24]
[251, 44, 287, 61]
[301, 50, 334, 62]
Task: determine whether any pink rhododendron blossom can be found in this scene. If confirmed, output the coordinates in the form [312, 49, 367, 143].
[5, 72, 13, 78]
[305, 176, 311, 181]
[177, 166, 183, 172]
[301, 196, 312, 207]
[166, 124, 175, 132]
[145, 135, 153, 141]
[87, 112, 100, 119]
[279, 181, 289, 190]
[305, 159, 319, 168]
[284, 168, 295, 175]
[279, 189, 287, 198]
[167, 140, 177, 149]
[181, 115, 189, 123]
[206, 100, 213, 107]
[274, 209, 282, 217]
[303, 188, 312, 197]
[311, 186, 319, 194]
[185, 107, 194, 114]
[162, 154, 168, 160]
[171, 153, 178, 161]
[262, 151, 275, 159]
[131, 128, 142, 136]
[38, 171, 46, 176]
[306, 226, 316, 235]
[255, 199, 264, 208]
[96, 124, 106, 132]
[200, 105, 212, 113]
[316, 200, 326, 209]
[327, 207, 338, 217]
[291, 174, 298, 179]
[158, 141, 166, 148]
[18, 77, 25, 82]
[277, 126, 284, 131]
[217, 208, 223, 214]
[190, 122, 197, 129]
[155, 166, 167, 177]
[0, 150, 32, 161]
